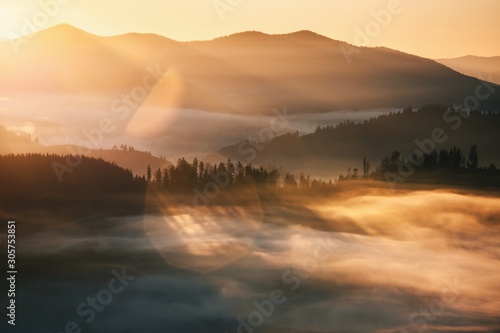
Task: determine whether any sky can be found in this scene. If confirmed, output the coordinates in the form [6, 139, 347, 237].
[1, 0, 500, 59]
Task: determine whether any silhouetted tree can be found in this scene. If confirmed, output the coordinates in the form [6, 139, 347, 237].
[467, 144, 479, 170]
[283, 173, 297, 189]
[426, 150, 438, 168]
[146, 164, 152, 182]
[449, 147, 465, 168]
[198, 161, 205, 185]
[236, 161, 245, 184]
[363, 158, 371, 177]
[378, 151, 401, 173]
[439, 150, 449, 167]
[162, 168, 170, 189]
[352, 168, 359, 179]
[154, 168, 162, 188]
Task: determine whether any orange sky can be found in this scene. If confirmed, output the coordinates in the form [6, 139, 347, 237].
[1, 0, 500, 59]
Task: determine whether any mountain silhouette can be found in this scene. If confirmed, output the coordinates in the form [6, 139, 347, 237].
[217, 105, 500, 176]
[0, 125, 170, 175]
[1, 24, 499, 114]
[436, 55, 500, 85]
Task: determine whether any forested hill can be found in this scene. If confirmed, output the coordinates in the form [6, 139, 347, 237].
[0, 154, 146, 216]
[218, 105, 500, 176]
[0, 125, 171, 175]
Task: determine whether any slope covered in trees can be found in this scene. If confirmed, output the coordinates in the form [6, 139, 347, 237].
[218, 105, 500, 176]
[0, 125, 171, 175]
[341, 144, 500, 188]
[2, 149, 498, 226]
[0, 125, 41, 153]
[0, 154, 146, 216]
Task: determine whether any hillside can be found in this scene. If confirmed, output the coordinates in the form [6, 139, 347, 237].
[217, 105, 500, 177]
[0, 125, 171, 175]
[436, 55, 500, 85]
[1, 24, 499, 115]
[0, 154, 146, 217]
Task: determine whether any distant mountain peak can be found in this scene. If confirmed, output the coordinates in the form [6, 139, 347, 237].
[207, 30, 341, 46]
[281, 30, 329, 40]
[212, 31, 271, 42]
[33, 23, 95, 40]
[3, 24, 500, 112]
[46, 23, 89, 33]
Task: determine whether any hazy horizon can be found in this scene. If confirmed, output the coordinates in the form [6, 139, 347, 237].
[3, 22, 500, 61]
[2, 0, 500, 58]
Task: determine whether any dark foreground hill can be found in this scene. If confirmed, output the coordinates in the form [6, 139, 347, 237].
[0, 154, 146, 218]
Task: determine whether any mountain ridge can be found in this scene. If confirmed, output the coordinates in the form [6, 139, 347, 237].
[435, 55, 500, 84]
[216, 105, 500, 177]
[1, 24, 499, 114]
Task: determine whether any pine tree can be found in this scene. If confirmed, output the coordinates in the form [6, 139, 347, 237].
[154, 168, 163, 188]
[146, 164, 152, 182]
[363, 158, 371, 177]
[352, 168, 359, 179]
[467, 144, 479, 169]
[162, 168, 170, 189]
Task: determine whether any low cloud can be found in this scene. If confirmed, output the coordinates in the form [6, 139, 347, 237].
[13, 189, 500, 333]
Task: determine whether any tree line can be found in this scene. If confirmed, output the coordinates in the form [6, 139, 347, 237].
[374, 144, 495, 175]
[145, 158, 334, 192]
[339, 143, 499, 185]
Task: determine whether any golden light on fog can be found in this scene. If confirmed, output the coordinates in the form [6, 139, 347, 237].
[249, 190, 500, 322]
[143, 204, 261, 273]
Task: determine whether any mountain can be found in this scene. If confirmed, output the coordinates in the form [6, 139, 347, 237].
[0, 125, 39, 152]
[436, 55, 500, 85]
[0, 125, 170, 175]
[1, 24, 500, 115]
[0, 24, 238, 113]
[41, 145, 171, 176]
[216, 105, 500, 177]
[0, 154, 146, 217]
